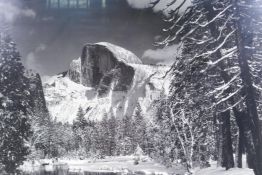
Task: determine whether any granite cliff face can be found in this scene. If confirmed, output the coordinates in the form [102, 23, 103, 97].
[80, 43, 139, 96]
[67, 43, 141, 97]
[68, 58, 81, 84]
[44, 42, 170, 123]
[25, 71, 50, 120]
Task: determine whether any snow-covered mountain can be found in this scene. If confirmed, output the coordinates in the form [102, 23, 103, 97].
[43, 42, 170, 123]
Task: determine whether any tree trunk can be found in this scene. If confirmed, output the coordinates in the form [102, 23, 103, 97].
[213, 112, 220, 161]
[235, 130, 243, 168]
[246, 151, 254, 169]
[217, 116, 223, 167]
[202, 3, 236, 169]
[234, 110, 245, 168]
[235, 111, 256, 169]
[217, 111, 234, 169]
[203, 1, 262, 173]
[234, 1, 262, 174]
[222, 110, 235, 170]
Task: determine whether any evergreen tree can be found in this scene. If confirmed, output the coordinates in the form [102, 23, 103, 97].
[107, 115, 117, 156]
[133, 103, 147, 152]
[73, 107, 88, 130]
[82, 117, 96, 156]
[0, 28, 31, 173]
[72, 107, 88, 154]
[95, 114, 110, 157]
[116, 115, 135, 155]
[151, 0, 262, 173]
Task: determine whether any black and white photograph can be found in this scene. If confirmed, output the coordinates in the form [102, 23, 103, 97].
[0, 0, 262, 174]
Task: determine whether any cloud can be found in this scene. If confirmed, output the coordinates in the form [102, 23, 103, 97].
[42, 16, 55, 22]
[25, 52, 38, 69]
[0, 1, 36, 22]
[126, 0, 191, 15]
[126, 0, 152, 9]
[127, 1, 190, 65]
[35, 44, 46, 52]
[25, 44, 46, 72]
[142, 44, 181, 65]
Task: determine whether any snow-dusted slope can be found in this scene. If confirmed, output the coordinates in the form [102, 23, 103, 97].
[44, 75, 94, 123]
[97, 42, 142, 64]
[43, 43, 170, 123]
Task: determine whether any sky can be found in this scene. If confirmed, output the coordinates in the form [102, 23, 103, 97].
[0, 0, 185, 76]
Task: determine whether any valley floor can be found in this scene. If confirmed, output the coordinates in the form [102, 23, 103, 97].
[21, 156, 255, 175]
[21, 156, 186, 174]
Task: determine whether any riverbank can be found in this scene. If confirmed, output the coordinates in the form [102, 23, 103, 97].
[20, 156, 186, 175]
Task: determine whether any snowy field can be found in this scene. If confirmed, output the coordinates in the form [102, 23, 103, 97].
[194, 167, 254, 175]
[194, 166, 254, 175]
[21, 156, 186, 174]
[193, 161, 254, 175]
[21, 156, 255, 175]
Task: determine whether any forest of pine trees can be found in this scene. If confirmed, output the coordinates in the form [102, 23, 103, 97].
[151, 0, 262, 174]
[23, 104, 151, 160]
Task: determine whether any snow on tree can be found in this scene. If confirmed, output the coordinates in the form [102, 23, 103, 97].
[150, 0, 262, 173]
[0, 26, 31, 173]
[116, 115, 134, 156]
[132, 103, 147, 152]
[107, 114, 117, 156]
[151, 90, 213, 170]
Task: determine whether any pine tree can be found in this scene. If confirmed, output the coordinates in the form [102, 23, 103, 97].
[116, 115, 135, 156]
[72, 107, 88, 153]
[107, 115, 117, 156]
[96, 114, 110, 157]
[73, 107, 88, 130]
[152, 0, 262, 173]
[133, 103, 147, 152]
[0, 28, 31, 173]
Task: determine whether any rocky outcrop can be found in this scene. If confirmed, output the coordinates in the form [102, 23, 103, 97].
[68, 58, 81, 84]
[44, 42, 170, 123]
[25, 70, 49, 118]
[69, 42, 142, 96]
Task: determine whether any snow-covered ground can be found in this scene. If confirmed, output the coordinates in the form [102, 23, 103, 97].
[194, 167, 254, 175]
[21, 156, 186, 174]
[61, 156, 185, 174]
[193, 160, 254, 175]
[21, 156, 255, 175]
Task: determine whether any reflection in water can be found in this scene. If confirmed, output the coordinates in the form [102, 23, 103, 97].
[22, 163, 124, 175]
